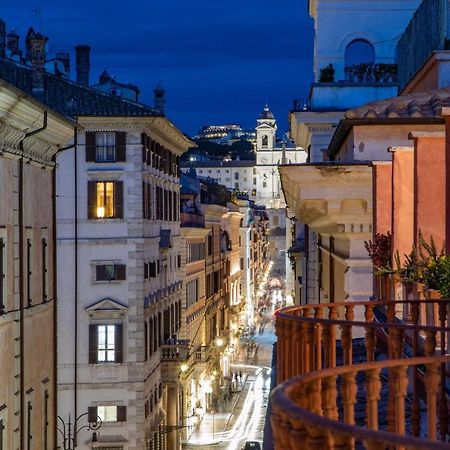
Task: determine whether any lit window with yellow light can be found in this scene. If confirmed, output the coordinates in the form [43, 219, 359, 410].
[96, 181, 115, 218]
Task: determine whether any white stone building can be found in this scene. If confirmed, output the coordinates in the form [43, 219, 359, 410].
[181, 107, 307, 301]
[290, 0, 422, 163]
[56, 115, 192, 450]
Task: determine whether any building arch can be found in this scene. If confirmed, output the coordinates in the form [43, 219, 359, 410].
[345, 38, 375, 66]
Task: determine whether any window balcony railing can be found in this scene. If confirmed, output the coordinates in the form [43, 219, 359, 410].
[95, 145, 116, 163]
[160, 340, 190, 361]
[344, 63, 398, 83]
[272, 299, 450, 448]
[180, 212, 205, 228]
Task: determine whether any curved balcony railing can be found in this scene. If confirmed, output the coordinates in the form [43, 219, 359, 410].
[271, 355, 450, 449]
[273, 299, 450, 447]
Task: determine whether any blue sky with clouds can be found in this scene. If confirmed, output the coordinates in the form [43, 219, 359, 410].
[1, 0, 314, 136]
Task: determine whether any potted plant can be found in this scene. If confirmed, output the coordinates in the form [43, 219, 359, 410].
[394, 247, 421, 321]
[365, 232, 394, 300]
[418, 232, 445, 299]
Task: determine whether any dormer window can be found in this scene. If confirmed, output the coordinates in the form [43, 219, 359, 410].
[85, 131, 126, 163]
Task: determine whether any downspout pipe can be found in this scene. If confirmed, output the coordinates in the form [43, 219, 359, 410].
[18, 110, 48, 450]
[52, 126, 77, 449]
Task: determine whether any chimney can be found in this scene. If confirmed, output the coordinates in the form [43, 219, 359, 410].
[154, 82, 165, 115]
[75, 44, 90, 86]
[29, 31, 48, 94]
[6, 30, 19, 56]
[56, 51, 70, 73]
[0, 19, 5, 57]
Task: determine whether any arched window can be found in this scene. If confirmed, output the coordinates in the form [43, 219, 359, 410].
[345, 39, 375, 66]
[261, 135, 268, 148]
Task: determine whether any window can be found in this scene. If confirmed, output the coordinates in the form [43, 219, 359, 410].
[186, 279, 198, 307]
[27, 401, 32, 450]
[253, 178, 256, 185]
[88, 406, 126, 423]
[234, 172, 239, 180]
[263, 181, 267, 188]
[43, 390, 48, 450]
[0, 238, 5, 314]
[85, 131, 126, 163]
[207, 234, 212, 256]
[95, 264, 126, 282]
[240, 258, 244, 270]
[42, 239, 48, 302]
[0, 419, 4, 450]
[234, 182, 239, 189]
[89, 324, 123, 363]
[26, 239, 32, 307]
[253, 168, 256, 174]
[88, 181, 123, 219]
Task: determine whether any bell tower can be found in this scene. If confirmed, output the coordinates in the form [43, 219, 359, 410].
[256, 105, 277, 152]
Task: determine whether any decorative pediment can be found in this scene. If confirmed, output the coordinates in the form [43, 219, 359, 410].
[85, 298, 128, 312]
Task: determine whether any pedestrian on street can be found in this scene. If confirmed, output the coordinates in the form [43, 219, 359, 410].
[239, 370, 243, 380]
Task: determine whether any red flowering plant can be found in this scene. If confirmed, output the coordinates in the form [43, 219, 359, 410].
[364, 232, 394, 275]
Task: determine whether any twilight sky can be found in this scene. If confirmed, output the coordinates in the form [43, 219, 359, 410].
[1, 0, 314, 136]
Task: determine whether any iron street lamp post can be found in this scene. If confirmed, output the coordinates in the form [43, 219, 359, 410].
[57, 413, 102, 450]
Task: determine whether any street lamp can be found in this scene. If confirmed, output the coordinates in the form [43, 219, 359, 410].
[57, 413, 102, 450]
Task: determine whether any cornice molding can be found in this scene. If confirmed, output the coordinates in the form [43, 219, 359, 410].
[0, 120, 57, 167]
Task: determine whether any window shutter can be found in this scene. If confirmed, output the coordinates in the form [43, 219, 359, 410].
[115, 132, 126, 162]
[114, 181, 124, 219]
[116, 264, 126, 280]
[115, 324, 123, 363]
[89, 325, 98, 364]
[117, 405, 127, 422]
[96, 265, 107, 281]
[88, 406, 98, 423]
[144, 263, 148, 280]
[85, 132, 96, 162]
[87, 181, 97, 219]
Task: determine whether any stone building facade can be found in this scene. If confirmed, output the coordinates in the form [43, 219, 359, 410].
[0, 80, 74, 450]
[56, 117, 192, 449]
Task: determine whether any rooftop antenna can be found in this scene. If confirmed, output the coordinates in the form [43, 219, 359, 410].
[31, 7, 42, 32]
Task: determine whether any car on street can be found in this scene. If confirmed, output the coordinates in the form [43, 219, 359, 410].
[243, 441, 262, 450]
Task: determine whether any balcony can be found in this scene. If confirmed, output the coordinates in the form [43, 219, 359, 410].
[180, 212, 205, 228]
[272, 299, 450, 449]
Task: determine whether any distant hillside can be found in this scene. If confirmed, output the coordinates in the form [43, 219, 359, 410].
[182, 139, 255, 161]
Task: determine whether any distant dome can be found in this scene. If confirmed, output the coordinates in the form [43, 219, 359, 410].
[259, 104, 274, 119]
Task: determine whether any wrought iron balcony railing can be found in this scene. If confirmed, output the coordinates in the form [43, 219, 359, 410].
[272, 299, 450, 449]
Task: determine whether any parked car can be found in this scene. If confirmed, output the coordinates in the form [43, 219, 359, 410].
[243, 442, 262, 450]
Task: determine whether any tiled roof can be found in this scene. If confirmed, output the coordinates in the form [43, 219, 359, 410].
[0, 57, 157, 118]
[345, 87, 450, 120]
[327, 87, 450, 158]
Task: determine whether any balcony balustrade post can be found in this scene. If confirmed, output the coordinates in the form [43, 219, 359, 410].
[410, 301, 420, 436]
[393, 365, 408, 439]
[438, 301, 449, 441]
[364, 305, 375, 363]
[366, 368, 381, 431]
[293, 320, 303, 376]
[285, 319, 294, 380]
[425, 362, 440, 441]
[322, 324, 331, 368]
[321, 375, 338, 421]
[341, 371, 357, 449]
[306, 322, 316, 372]
[315, 308, 323, 371]
[340, 324, 352, 366]
[329, 307, 337, 368]
[276, 317, 286, 384]
[424, 329, 437, 356]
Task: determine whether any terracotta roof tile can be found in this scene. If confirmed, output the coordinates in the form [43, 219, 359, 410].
[344, 86, 450, 120]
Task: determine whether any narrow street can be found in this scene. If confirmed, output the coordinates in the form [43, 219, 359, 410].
[184, 289, 277, 450]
